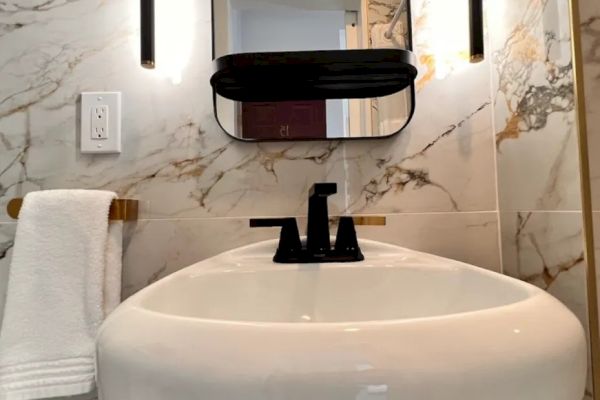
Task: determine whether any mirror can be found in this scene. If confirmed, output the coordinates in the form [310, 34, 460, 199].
[211, 0, 416, 141]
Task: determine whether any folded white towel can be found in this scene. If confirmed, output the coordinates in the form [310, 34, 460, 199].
[0, 190, 123, 400]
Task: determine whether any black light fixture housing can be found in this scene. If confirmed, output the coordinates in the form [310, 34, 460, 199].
[140, 0, 155, 69]
[469, 0, 484, 63]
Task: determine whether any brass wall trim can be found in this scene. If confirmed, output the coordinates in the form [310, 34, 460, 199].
[569, 0, 600, 397]
[330, 216, 387, 226]
[352, 216, 387, 226]
[7, 198, 139, 221]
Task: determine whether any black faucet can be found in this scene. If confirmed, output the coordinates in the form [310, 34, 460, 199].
[306, 183, 336, 255]
[250, 183, 364, 263]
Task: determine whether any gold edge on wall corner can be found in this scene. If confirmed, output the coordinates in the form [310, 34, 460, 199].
[569, 0, 600, 398]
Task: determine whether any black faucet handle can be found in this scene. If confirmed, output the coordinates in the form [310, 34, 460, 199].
[334, 217, 364, 261]
[309, 183, 337, 198]
[306, 183, 336, 255]
[250, 218, 302, 262]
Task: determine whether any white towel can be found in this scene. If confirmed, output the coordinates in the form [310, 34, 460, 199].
[0, 190, 123, 400]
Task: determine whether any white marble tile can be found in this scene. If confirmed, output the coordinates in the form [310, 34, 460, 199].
[123, 212, 501, 298]
[491, 0, 581, 211]
[121, 218, 283, 297]
[0, 0, 347, 221]
[344, 0, 497, 214]
[500, 212, 587, 324]
[356, 212, 501, 272]
[0, 0, 500, 222]
[500, 210, 591, 397]
[1, 212, 500, 305]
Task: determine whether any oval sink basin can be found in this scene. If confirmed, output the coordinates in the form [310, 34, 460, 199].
[97, 240, 586, 400]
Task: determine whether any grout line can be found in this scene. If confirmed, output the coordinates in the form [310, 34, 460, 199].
[486, 3, 505, 275]
[498, 210, 588, 214]
[1, 210, 593, 225]
[124, 210, 544, 222]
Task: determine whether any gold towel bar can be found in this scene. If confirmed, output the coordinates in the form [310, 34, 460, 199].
[7, 198, 139, 221]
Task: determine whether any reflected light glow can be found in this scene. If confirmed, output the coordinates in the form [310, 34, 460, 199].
[154, 0, 195, 84]
[428, 0, 471, 79]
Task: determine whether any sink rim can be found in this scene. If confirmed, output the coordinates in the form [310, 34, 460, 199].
[97, 238, 587, 400]
[126, 293, 547, 330]
[119, 239, 545, 328]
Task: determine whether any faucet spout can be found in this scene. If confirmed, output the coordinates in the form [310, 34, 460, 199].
[306, 183, 337, 255]
[250, 182, 369, 263]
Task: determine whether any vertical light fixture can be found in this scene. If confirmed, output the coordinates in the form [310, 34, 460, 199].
[428, 0, 469, 79]
[469, 0, 484, 63]
[140, 0, 155, 69]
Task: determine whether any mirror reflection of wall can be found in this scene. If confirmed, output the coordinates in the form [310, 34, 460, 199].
[214, 0, 366, 57]
[212, 0, 415, 141]
[231, 9, 353, 53]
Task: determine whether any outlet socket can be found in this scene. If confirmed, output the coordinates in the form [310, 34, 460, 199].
[91, 105, 109, 139]
[81, 92, 122, 154]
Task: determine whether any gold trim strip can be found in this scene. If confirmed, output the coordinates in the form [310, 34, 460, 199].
[330, 216, 387, 226]
[329, 215, 387, 226]
[352, 216, 387, 226]
[569, 0, 600, 396]
[7, 198, 139, 221]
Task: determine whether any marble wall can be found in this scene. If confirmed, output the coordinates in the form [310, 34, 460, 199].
[0, 0, 591, 399]
[0, 0, 503, 310]
[492, 0, 590, 398]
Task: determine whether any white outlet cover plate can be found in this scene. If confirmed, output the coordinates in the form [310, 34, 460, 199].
[81, 92, 122, 154]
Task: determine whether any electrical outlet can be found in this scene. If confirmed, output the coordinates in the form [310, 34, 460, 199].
[91, 106, 109, 139]
[81, 92, 122, 154]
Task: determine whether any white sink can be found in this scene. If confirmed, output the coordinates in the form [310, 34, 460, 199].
[97, 240, 586, 400]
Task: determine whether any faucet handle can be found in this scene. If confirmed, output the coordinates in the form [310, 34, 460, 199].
[334, 217, 364, 261]
[249, 218, 302, 262]
[309, 182, 337, 198]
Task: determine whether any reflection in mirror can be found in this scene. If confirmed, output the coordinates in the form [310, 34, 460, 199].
[213, 0, 370, 58]
[215, 88, 413, 140]
[212, 0, 415, 141]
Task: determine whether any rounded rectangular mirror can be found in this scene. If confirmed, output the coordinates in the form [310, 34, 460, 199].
[211, 0, 416, 141]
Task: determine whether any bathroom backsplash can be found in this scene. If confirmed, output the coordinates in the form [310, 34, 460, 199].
[0, 0, 499, 302]
[0, 3, 588, 394]
[493, 0, 588, 328]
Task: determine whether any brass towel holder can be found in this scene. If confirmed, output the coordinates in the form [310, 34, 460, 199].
[6, 198, 139, 221]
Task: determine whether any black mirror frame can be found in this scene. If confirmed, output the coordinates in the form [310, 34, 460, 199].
[210, 0, 417, 142]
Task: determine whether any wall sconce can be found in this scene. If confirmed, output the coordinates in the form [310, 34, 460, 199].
[469, 0, 484, 63]
[140, 0, 155, 69]
[138, 0, 194, 84]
